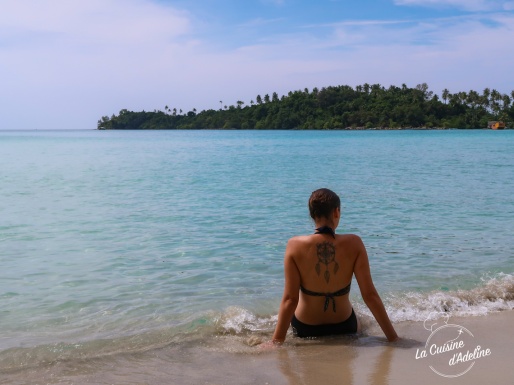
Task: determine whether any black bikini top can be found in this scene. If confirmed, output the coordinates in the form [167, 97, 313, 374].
[300, 283, 351, 312]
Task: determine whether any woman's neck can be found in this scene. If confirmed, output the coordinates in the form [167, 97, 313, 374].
[314, 221, 336, 230]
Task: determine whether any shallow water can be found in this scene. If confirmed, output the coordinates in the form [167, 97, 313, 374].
[1, 129, 513, 374]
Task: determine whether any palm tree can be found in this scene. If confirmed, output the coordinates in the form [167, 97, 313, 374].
[502, 94, 511, 114]
[490, 89, 501, 118]
[457, 91, 467, 105]
[481, 88, 491, 112]
[467, 90, 479, 106]
[467, 90, 480, 127]
[449, 93, 460, 106]
[371, 83, 383, 98]
[442, 89, 449, 104]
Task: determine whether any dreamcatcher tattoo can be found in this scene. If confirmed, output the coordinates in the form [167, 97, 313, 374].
[315, 242, 338, 283]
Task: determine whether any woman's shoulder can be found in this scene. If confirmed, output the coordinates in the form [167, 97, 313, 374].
[337, 233, 362, 240]
[287, 234, 312, 245]
[337, 233, 365, 247]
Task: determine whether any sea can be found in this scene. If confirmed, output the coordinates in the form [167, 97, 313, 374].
[1, 129, 513, 382]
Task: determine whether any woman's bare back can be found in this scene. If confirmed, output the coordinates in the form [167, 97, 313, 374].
[290, 232, 360, 325]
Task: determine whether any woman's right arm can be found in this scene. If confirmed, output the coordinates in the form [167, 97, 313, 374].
[352, 235, 398, 342]
[271, 239, 301, 344]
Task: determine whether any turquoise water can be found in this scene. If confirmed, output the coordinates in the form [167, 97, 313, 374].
[1, 129, 513, 369]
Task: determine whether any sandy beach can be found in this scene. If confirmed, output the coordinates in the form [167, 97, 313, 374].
[2, 309, 512, 385]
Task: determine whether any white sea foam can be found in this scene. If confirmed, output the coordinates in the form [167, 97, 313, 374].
[215, 274, 514, 337]
[357, 273, 514, 323]
[214, 306, 277, 335]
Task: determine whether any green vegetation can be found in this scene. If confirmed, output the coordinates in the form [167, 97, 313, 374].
[97, 83, 514, 130]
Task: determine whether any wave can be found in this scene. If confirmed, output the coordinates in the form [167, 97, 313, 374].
[211, 273, 514, 336]
[360, 273, 514, 323]
[2, 274, 512, 372]
[210, 273, 514, 338]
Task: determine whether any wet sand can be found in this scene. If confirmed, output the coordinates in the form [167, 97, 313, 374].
[2, 310, 512, 385]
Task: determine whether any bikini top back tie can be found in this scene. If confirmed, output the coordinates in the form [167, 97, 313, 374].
[300, 284, 351, 312]
[314, 226, 336, 238]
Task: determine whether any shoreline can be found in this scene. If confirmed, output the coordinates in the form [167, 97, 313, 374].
[96, 127, 513, 131]
[3, 309, 512, 384]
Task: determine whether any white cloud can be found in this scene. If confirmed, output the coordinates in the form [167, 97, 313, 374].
[0, 0, 196, 129]
[226, 13, 514, 98]
[1, 0, 513, 129]
[0, 0, 190, 46]
[394, 0, 511, 11]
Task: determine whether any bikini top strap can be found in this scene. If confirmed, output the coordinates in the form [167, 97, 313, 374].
[314, 226, 336, 238]
[300, 282, 351, 312]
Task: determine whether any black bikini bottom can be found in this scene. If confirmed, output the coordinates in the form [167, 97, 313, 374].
[291, 308, 357, 338]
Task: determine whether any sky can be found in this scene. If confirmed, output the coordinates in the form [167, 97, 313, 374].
[1, 0, 514, 129]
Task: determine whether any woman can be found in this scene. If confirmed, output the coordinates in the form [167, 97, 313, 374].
[271, 188, 398, 344]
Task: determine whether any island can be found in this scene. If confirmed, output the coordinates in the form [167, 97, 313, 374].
[98, 83, 513, 130]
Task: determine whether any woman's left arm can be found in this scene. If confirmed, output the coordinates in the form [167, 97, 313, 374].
[271, 239, 301, 344]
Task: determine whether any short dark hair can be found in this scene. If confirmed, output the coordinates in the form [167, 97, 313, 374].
[308, 188, 340, 220]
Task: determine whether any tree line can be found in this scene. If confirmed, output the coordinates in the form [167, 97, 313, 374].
[97, 83, 514, 130]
